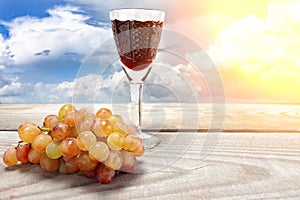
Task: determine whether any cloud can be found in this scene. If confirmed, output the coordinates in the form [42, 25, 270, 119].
[168, 13, 235, 48]
[5, 1, 299, 103]
[0, 60, 210, 103]
[2, 22, 221, 104]
[0, 76, 72, 102]
[34, 49, 51, 56]
[0, 5, 111, 65]
[0, 1, 221, 103]
[72, 61, 208, 104]
[0, 5, 115, 99]
[0, 64, 10, 88]
[207, 1, 300, 101]
[65, 0, 208, 23]
[0, 35, 14, 66]
[0, 77, 28, 99]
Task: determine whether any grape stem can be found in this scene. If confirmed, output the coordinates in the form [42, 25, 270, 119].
[16, 140, 24, 149]
[38, 126, 51, 133]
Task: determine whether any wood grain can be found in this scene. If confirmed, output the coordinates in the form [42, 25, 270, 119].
[1, 103, 300, 132]
[1, 131, 300, 200]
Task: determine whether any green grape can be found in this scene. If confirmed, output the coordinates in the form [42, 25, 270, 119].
[3, 147, 18, 166]
[78, 118, 95, 133]
[58, 104, 74, 121]
[79, 107, 96, 120]
[64, 109, 83, 127]
[40, 154, 59, 172]
[93, 119, 104, 137]
[32, 134, 52, 153]
[89, 142, 110, 162]
[8, 105, 146, 184]
[59, 138, 80, 158]
[109, 114, 123, 124]
[76, 151, 98, 171]
[123, 135, 142, 152]
[46, 141, 62, 159]
[76, 131, 96, 151]
[93, 119, 113, 137]
[18, 122, 41, 143]
[96, 108, 112, 119]
[112, 121, 129, 137]
[107, 132, 125, 150]
[104, 150, 123, 170]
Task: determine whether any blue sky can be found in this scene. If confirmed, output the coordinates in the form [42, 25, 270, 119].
[0, 0, 205, 103]
[0, 0, 108, 84]
[0, 0, 66, 38]
[1, 0, 299, 103]
[0, 1, 120, 102]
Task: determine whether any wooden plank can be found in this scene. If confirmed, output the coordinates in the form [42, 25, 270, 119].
[1, 131, 300, 199]
[1, 103, 300, 132]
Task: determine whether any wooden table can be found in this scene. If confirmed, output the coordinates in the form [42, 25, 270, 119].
[1, 104, 300, 199]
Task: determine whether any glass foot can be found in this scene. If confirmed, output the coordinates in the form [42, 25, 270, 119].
[137, 131, 160, 149]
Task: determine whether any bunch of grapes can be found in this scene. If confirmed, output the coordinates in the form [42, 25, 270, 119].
[2, 104, 144, 184]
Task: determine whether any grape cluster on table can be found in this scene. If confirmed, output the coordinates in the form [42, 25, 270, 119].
[2, 104, 145, 184]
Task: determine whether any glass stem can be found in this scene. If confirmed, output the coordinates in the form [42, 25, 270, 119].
[130, 82, 143, 133]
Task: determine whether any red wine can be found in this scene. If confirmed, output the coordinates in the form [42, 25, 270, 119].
[111, 20, 163, 71]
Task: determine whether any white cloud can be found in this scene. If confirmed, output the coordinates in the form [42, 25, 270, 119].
[0, 1, 221, 103]
[0, 77, 26, 100]
[0, 5, 111, 65]
[209, 1, 300, 70]
[66, 0, 173, 13]
[0, 60, 210, 103]
[0, 77, 74, 103]
[66, 0, 202, 23]
[0, 5, 114, 102]
[0, 35, 14, 66]
[0, 80, 22, 96]
[206, 1, 300, 101]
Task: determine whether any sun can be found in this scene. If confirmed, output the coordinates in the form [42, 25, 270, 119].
[209, 0, 300, 102]
[173, 0, 300, 102]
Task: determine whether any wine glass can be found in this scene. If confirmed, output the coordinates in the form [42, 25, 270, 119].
[110, 9, 165, 148]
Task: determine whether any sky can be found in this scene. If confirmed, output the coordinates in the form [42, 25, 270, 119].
[0, 0, 300, 103]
